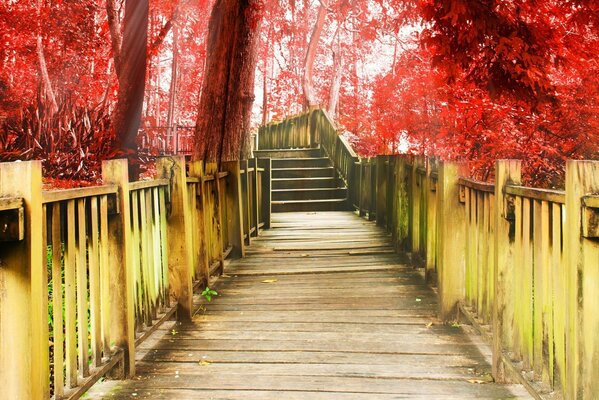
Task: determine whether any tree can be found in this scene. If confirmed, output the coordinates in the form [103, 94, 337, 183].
[109, 0, 149, 163]
[193, 0, 262, 162]
[302, 1, 328, 108]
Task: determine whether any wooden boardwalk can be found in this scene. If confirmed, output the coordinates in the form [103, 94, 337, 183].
[86, 212, 530, 399]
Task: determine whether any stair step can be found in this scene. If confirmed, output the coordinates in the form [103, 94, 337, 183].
[272, 187, 348, 201]
[272, 167, 335, 179]
[272, 198, 350, 213]
[272, 157, 331, 169]
[272, 177, 343, 190]
[254, 148, 322, 159]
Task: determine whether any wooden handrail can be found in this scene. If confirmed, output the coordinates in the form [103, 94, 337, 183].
[458, 177, 495, 193]
[129, 179, 170, 191]
[42, 185, 119, 204]
[0, 197, 23, 211]
[505, 184, 565, 204]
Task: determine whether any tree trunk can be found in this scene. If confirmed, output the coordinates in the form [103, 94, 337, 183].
[106, 0, 123, 76]
[302, 1, 327, 109]
[261, 25, 272, 126]
[167, 20, 179, 153]
[328, 48, 343, 119]
[36, 0, 58, 117]
[111, 0, 149, 163]
[193, 0, 262, 163]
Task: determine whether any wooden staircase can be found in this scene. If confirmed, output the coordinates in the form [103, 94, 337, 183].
[254, 147, 350, 212]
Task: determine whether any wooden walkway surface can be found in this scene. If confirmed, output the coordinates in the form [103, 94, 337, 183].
[86, 212, 530, 399]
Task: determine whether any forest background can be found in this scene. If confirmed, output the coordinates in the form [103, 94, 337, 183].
[0, 0, 597, 187]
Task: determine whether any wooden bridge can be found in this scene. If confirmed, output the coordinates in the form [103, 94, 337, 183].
[0, 108, 598, 399]
[85, 211, 530, 399]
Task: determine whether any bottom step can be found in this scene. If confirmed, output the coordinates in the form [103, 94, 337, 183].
[272, 198, 351, 212]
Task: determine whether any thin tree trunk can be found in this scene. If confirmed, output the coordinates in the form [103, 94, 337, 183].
[112, 0, 149, 164]
[36, 0, 58, 116]
[261, 25, 272, 126]
[193, 0, 262, 163]
[167, 20, 179, 153]
[328, 48, 343, 119]
[106, 0, 123, 76]
[302, 1, 327, 109]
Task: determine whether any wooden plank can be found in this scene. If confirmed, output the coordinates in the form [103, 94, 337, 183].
[129, 179, 169, 191]
[493, 160, 521, 382]
[0, 196, 22, 211]
[438, 162, 467, 320]
[0, 161, 46, 399]
[505, 185, 565, 204]
[65, 200, 78, 388]
[42, 184, 118, 204]
[158, 187, 169, 306]
[521, 197, 533, 368]
[552, 203, 566, 391]
[564, 160, 599, 398]
[158, 156, 194, 321]
[77, 198, 90, 377]
[99, 195, 111, 357]
[89, 196, 102, 368]
[458, 177, 495, 193]
[102, 159, 135, 377]
[52, 203, 65, 397]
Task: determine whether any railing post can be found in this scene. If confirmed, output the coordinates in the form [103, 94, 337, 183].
[358, 161, 366, 217]
[425, 157, 439, 283]
[101, 159, 135, 377]
[0, 161, 46, 399]
[492, 160, 522, 382]
[189, 161, 210, 281]
[376, 155, 387, 226]
[221, 161, 245, 258]
[368, 160, 377, 221]
[157, 156, 194, 321]
[259, 158, 272, 229]
[564, 160, 599, 398]
[241, 160, 252, 245]
[437, 161, 467, 321]
[252, 158, 260, 236]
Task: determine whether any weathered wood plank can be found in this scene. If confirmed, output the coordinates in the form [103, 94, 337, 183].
[86, 211, 529, 399]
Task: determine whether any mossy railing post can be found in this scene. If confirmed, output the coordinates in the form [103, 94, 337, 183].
[221, 161, 245, 258]
[564, 160, 599, 398]
[369, 159, 377, 221]
[425, 157, 439, 283]
[376, 156, 388, 227]
[101, 159, 135, 377]
[0, 161, 46, 399]
[386, 156, 396, 232]
[258, 158, 272, 229]
[252, 158, 260, 237]
[437, 161, 467, 321]
[493, 160, 522, 382]
[189, 161, 210, 281]
[157, 156, 194, 321]
[241, 160, 252, 245]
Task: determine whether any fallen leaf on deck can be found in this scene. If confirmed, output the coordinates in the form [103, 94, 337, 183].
[261, 279, 278, 283]
[467, 379, 486, 384]
[425, 322, 433, 328]
[199, 360, 212, 366]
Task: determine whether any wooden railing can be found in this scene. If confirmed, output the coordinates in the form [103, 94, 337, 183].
[0, 156, 271, 399]
[313, 109, 359, 191]
[257, 108, 358, 191]
[258, 112, 313, 149]
[355, 156, 599, 398]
